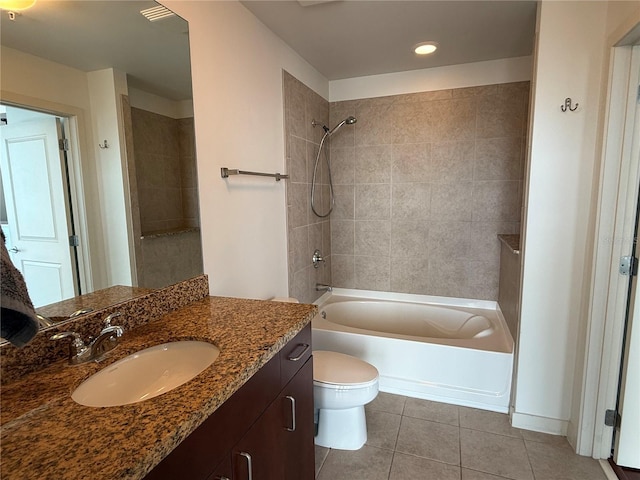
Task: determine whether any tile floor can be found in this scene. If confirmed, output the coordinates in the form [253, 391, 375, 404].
[314, 393, 609, 480]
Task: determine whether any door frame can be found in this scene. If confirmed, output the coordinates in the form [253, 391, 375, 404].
[576, 32, 640, 458]
[1, 91, 94, 294]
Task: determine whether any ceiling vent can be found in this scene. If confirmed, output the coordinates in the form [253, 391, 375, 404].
[140, 5, 175, 22]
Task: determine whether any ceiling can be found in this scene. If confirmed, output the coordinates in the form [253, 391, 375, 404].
[0, 1, 537, 100]
[0, 1, 192, 101]
[241, 0, 537, 80]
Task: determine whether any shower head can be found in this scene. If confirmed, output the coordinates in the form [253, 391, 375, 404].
[328, 116, 357, 135]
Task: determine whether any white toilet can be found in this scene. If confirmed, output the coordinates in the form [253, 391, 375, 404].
[313, 350, 379, 450]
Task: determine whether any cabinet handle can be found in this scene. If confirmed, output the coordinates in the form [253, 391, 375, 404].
[239, 452, 253, 480]
[287, 343, 310, 361]
[285, 395, 296, 432]
[215, 477, 230, 480]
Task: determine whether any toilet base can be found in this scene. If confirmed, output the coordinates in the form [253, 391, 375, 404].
[314, 406, 367, 450]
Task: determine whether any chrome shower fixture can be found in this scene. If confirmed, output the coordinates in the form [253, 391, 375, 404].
[310, 115, 357, 218]
[311, 116, 357, 136]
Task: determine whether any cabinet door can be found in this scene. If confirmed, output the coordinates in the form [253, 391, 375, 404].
[207, 456, 232, 480]
[282, 358, 314, 480]
[232, 397, 285, 480]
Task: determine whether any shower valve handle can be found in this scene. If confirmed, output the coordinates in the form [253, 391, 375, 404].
[312, 249, 325, 268]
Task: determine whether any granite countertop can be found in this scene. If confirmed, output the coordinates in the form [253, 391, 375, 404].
[36, 285, 153, 320]
[0, 296, 317, 480]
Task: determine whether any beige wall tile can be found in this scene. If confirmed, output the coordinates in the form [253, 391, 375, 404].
[355, 220, 391, 257]
[391, 143, 430, 183]
[355, 256, 391, 291]
[431, 182, 473, 221]
[355, 184, 391, 219]
[305, 80, 529, 300]
[330, 147, 355, 184]
[431, 141, 474, 183]
[355, 145, 392, 184]
[391, 183, 431, 220]
[474, 137, 523, 181]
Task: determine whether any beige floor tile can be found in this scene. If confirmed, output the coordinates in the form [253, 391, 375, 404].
[460, 428, 533, 480]
[396, 416, 460, 465]
[403, 397, 459, 426]
[520, 429, 570, 447]
[459, 406, 522, 438]
[366, 410, 402, 450]
[316, 445, 394, 480]
[525, 439, 608, 480]
[315, 444, 329, 477]
[463, 468, 515, 479]
[366, 392, 407, 415]
[390, 452, 461, 480]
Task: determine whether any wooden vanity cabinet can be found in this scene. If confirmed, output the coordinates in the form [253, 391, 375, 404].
[146, 324, 314, 480]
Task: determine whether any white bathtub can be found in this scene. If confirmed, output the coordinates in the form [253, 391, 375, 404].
[312, 289, 514, 413]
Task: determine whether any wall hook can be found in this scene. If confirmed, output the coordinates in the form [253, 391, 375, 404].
[98, 140, 109, 149]
[561, 98, 578, 112]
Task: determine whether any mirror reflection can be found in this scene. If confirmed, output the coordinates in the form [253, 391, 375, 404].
[0, 1, 203, 325]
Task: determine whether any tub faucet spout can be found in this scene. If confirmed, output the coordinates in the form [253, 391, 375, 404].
[316, 283, 332, 292]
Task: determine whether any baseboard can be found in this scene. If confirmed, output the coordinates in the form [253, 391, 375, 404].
[511, 411, 568, 435]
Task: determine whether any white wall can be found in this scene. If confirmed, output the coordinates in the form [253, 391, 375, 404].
[87, 69, 134, 288]
[329, 56, 533, 101]
[163, 0, 328, 299]
[514, 1, 609, 434]
[128, 87, 194, 119]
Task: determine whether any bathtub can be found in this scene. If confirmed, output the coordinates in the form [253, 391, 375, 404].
[312, 289, 514, 413]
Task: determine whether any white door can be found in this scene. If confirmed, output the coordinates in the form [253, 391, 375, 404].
[614, 274, 640, 468]
[0, 111, 77, 307]
[613, 87, 640, 468]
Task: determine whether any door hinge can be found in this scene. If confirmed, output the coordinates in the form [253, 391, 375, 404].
[619, 256, 638, 276]
[68, 235, 79, 247]
[605, 409, 621, 428]
[58, 138, 69, 151]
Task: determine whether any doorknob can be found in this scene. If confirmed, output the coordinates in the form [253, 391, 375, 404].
[9, 247, 20, 253]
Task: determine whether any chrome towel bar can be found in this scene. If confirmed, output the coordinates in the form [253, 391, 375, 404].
[221, 167, 289, 181]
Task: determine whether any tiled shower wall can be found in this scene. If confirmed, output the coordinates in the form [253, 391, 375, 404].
[129, 108, 203, 289]
[329, 83, 528, 300]
[283, 71, 332, 304]
[131, 108, 199, 234]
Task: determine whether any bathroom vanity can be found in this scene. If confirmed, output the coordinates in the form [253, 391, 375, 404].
[0, 277, 317, 480]
[146, 325, 313, 480]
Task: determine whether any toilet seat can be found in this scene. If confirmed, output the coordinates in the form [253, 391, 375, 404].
[313, 350, 379, 386]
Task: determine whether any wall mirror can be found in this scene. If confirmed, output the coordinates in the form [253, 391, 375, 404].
[0, 1, 203, 333]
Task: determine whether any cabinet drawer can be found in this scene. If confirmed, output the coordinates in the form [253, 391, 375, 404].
[279, 324, 312, 388]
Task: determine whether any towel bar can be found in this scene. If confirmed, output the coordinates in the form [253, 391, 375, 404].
[221, 168, 289, 181]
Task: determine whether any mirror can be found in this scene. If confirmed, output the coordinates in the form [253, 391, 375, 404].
[0, 1, 203, 329]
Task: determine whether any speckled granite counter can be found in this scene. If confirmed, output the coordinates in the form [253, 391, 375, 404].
[36, 285, 153, 320]
[0, 296, 317, 480]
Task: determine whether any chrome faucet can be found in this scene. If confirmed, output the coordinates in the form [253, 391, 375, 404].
[315, 283, 332, 292]
[312, 249, 326, 269]
[51, 312, 124, 364]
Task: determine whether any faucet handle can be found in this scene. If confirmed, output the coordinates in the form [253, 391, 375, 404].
[103, 312, 122, 328]
[50, 331, 88, 358]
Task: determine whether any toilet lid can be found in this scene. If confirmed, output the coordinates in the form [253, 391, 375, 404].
[313, 351, 379, 386]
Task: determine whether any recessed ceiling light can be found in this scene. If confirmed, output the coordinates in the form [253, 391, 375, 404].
[414, 42, 438, 56]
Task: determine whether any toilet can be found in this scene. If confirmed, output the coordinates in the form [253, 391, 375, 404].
[313, 350, 379, 450]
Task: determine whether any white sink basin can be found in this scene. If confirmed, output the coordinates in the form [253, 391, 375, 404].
[72, 341, 220, 407]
